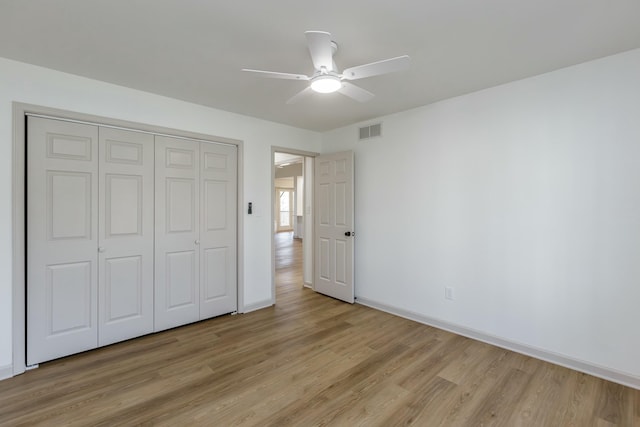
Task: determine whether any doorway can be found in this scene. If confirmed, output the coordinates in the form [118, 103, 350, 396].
[271, 147, 355, 305]
[271, 148, 316, 303]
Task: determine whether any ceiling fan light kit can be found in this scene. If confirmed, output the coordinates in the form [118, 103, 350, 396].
[310, 75, 342, 93]
[242, 31, 410, 104]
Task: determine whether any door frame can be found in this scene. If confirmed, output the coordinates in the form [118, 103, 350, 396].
[271, 147, 318, 304]
[11, 102, 245, 376]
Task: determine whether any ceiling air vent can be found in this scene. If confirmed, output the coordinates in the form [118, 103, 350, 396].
[358, 123, 382, 141]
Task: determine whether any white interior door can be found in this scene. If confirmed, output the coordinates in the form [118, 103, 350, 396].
[199, 142, 237, 318]
[314, 151, 355, 303]
[98, 127, 154, 346]
[154, 135, 200, 331]
[27, 117, 99, 365]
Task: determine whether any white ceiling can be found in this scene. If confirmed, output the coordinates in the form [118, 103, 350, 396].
[1, 1, 640, 132]
[274, 152, 303, 165]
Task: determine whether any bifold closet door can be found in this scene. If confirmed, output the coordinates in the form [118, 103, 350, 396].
[200, 142, 237, 317]
[27, 117, 238, 363]
[98, 127, 154, 346]
[154, 136, 200, 331]
[27, 117, 99, 365]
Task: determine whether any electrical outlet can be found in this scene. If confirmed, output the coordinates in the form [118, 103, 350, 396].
[445, 287, 454, 300]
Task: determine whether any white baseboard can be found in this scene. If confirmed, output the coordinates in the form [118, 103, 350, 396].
[241, 299, 274, 314]
[355, 296, 640, 390]
[0, 364, 13, 381]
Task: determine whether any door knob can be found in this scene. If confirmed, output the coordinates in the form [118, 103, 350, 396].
[195, 239, 200, 245]
[344, 231, 351, 237]
[98, 246, 105, 253]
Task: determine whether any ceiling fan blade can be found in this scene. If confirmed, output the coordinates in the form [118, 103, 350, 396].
[242, 69, 309, 81]
[286, 86, 315, 105]
[342, 55, 410, 80]
[305, 31, 333, 71]
[338, 82, 375, 103]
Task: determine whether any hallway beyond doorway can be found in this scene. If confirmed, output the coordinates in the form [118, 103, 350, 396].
[275, 231, 304, 299]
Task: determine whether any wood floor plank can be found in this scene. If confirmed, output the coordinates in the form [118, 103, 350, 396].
[595, 379, 635, 425]
[636, 390, 640, 423]
[257, 343, 413, 426]
[464, 366, 533, 426]
[437, 339, 495, 385]
[434, 348, 516, 426]
[0, 231, 638, 426]
[337, 382, 412, 427]
[505, 362, 572, 426]
[293, 338, 449, 426]
[382, 376, 459, 427]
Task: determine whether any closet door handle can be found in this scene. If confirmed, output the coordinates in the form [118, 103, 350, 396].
[98, 246, 105, 253]
[194, 240, 200, 245]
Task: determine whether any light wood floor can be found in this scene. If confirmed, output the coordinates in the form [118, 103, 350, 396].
[1, 232, 638, 426]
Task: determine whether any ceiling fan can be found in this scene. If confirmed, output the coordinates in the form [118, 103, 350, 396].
[242, 31, 410, 104]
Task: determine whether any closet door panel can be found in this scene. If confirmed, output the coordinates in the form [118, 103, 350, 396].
[165, 250, 197, 307]
[98, 127, 154, 346]
[103, 256, 143, 319]
[155, 136, 200, 331]
[200, 143, 237, 318]
[27, 117, 99, 365]
[203, 247, 228, 300]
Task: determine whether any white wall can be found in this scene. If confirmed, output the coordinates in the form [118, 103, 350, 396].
[0, 57, 321, 370]
[274, 177, 295, 188]
[274, 163, 303, 178]
[322, 48, 640, 381]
